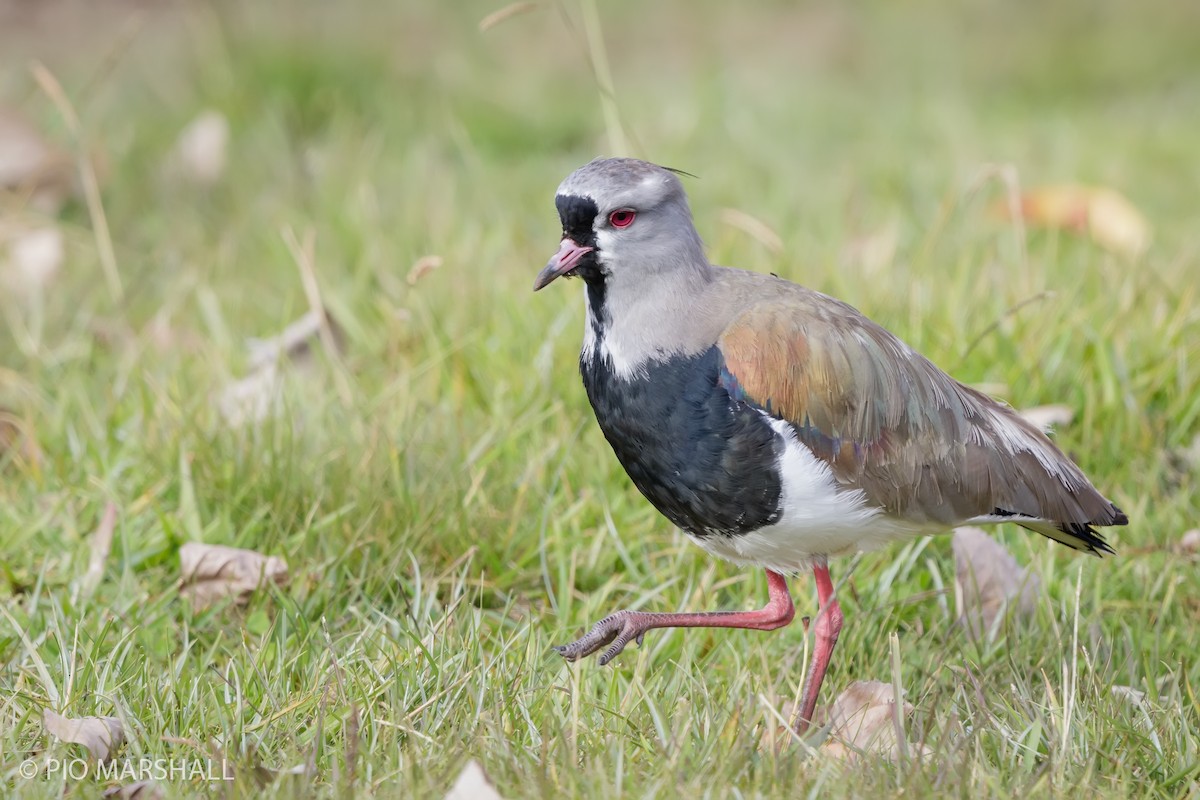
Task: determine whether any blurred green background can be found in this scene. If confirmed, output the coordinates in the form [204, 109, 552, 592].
[1, 1, 1198, 797]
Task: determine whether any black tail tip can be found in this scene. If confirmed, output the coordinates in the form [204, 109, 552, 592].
[1059, 520, 1117, 557]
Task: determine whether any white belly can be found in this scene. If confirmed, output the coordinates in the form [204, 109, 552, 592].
[688, 417, 940, 573]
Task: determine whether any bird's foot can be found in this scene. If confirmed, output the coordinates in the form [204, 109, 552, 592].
[553, 610, 654, 666]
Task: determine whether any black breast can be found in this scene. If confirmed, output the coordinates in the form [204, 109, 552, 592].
[580, 346, 784, 537]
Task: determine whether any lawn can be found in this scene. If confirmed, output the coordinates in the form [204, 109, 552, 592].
[1, 1, 1198, 797]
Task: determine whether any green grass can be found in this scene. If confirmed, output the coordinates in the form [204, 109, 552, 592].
[2, 0, 1199, 797]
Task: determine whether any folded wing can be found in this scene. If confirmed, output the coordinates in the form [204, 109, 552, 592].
[716, 298, 1126, 553]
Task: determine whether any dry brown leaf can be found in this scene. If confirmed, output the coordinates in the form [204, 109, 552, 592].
[0, 107, 73, 213]
[479, 2, 539, 32]
[43, 709, 124, 761]
[1002, 184, 1150, 258]
[953, 526, 1040, 638]
[406, 255, 444, 286]
[170, 110, 229, 186]
[1018, 404, 1074, 432]
[1179, 529, 1200, 554]
[178, 543, 288, 610]
[1111, 684, 1147, 707]
[103, 781, 165, 799]
[445, 759, 503, 800]
[822, 681, 924, 762]
[718, 208, 783, 254]
[80, 501, 118, 598]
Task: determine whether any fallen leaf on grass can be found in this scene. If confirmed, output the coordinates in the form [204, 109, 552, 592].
[445, 760, 503, 800]
[178, 543, 288, 610]
[1000, 184, 1150, 258]
[1018, 404, 1074, 432]
[953, 526, 1040, 638]
[822, 681, 924, 762]
[1179, 529, 1200, 554]
[43, 709, 124, 760]
[1110, 685, 1146, 706]
[168, 110, 229, 187]
[0, 107, 73, 213]
[80, 501, 118, 598]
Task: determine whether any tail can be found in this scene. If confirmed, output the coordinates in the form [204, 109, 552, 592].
[959, 387, 1129, 557]
[978, 501, 1127, 556]
[1016, 507, 1126, 556]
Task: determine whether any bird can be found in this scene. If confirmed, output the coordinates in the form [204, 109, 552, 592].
[533, 157, 1127, 733]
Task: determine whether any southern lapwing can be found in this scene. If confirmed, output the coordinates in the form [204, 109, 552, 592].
[534, 157, 1127, 733]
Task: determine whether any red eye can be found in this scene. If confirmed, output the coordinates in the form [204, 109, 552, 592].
[609, 209, 636, 228]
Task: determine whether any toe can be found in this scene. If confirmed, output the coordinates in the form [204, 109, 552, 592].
[554, 610, 656, 665]
[554, 617, 624, 662]
[599, 638, 628, 666]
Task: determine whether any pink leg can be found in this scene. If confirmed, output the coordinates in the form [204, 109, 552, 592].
[793, 561, 844, 733]
[555, 570, 795, 665]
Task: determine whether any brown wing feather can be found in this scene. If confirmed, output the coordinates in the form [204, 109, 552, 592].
[717, 298, 1125, 549]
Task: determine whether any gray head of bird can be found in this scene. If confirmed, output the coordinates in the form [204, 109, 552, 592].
[533, 158, 708, 293]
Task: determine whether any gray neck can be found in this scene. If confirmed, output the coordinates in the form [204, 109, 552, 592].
[582, 259, 722, 379]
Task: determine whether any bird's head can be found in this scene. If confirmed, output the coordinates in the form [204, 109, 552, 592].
[533, 158, 706, 292]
